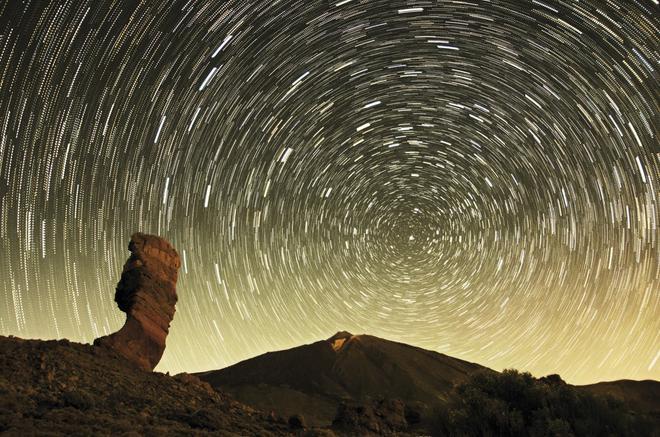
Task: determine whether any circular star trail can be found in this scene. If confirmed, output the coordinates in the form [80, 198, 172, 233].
[0, 0, 658, 384]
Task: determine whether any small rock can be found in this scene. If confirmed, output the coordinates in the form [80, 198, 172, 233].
[288, 414, 306, 430]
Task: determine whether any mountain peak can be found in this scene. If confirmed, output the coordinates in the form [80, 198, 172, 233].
[327, 331, 355, 351]
[328, 331, 353, 340]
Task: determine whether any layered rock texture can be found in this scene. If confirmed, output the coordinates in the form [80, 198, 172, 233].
[94, 233, 180, 371]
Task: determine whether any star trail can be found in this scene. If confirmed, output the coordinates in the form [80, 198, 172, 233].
[0, 0, 657, 384]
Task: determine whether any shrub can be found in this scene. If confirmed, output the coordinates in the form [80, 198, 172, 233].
[432, 369, 655, 437]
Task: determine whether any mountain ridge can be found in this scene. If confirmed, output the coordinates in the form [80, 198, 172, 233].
[1, 332, 657, 435]
[197, 331, 660, 431]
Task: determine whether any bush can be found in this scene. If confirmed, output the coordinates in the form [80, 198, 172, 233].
[62, 390, 94, 410]
[432, 369, 655, 437]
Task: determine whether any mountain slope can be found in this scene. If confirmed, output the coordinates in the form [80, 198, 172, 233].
[0, 335, 290, 436]
[2, 332, 656, 436]
[579, 379, 660, 415]
[197, 331, 486, 426]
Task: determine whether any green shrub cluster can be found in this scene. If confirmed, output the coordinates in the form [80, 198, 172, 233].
[432, 369, 655, 437]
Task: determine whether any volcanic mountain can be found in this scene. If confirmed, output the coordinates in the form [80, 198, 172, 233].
[196, 331, 486, 426]
[0, 335, 294, 435]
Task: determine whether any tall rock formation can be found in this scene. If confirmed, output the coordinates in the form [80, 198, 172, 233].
[94, 233, 181, 371]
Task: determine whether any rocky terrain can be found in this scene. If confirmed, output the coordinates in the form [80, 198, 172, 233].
[0, 335, 294, 436]
[2, 334, 656, 436]
[0, 234, 295, 436]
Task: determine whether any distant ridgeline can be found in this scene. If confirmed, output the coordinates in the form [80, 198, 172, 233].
[198, 331, 659, 436]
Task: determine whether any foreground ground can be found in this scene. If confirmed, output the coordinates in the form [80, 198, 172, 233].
[0, 336, 295, 436]
[1, 335, 657, 436]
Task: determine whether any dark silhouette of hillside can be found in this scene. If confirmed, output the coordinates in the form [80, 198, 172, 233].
[196, 331, 486, 427]
[0, 336, 291, 435]
[1, 333, 657, 436]
[197, 332, 659, 435]
[579, 379, 660, 415]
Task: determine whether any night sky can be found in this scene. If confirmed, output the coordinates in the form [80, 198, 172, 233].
[0, 0, 657, 384]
